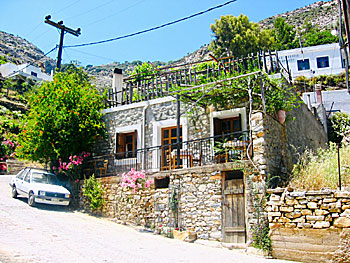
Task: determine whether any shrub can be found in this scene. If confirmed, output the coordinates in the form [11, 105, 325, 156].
[18, 67, 105, 172]
[289, 143, 350, 190]
[329, 112, 350, 143]
[83, 175, 105, 211]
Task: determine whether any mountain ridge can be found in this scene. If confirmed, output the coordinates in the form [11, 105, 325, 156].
[0, 0, 339, 87]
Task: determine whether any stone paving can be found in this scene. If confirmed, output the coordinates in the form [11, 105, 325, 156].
[0, 175, 295, 263]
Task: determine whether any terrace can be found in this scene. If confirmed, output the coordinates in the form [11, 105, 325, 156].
[89, 51, 292, 177]
[105, 51, 291, 107]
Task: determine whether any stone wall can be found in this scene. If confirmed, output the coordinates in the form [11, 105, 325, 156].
[251, 104, 327, 187]
[80, 163, 263, 243]
[266, 188, 350, 262]
[93, 98, 211, 176]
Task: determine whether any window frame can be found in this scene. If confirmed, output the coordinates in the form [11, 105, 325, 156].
[115, 130, 137, 159]
[316, 56, 330, 69]
[214, 115, 242, 137]
[297, 58, 311, 71]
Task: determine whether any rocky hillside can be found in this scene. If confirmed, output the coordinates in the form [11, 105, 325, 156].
[86, 45, 211, 88]
[87, 1, 339, 87]
[0, 31, 55, 74]
[259, 0, 338, 30]
[0, 0, 340, 87]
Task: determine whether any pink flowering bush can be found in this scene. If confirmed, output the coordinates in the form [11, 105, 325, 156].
[53, 152, 90, 180]
[0, 138, 18, 161]
[120, 168, 153, 193]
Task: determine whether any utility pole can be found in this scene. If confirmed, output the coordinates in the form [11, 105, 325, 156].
[340, 0, 350, 43]
[338, 0, 350, 92]
[44, 15, 81, 71]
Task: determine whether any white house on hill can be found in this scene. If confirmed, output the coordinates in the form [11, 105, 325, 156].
[277, 43, 344, 79]
[0, 62, 52, 82]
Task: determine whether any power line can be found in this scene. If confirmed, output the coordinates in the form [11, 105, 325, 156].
[55, 0, 81, 15]
[23, 1, 81, 40]
[65, 0, 238, 48]
[65, 47, 116, 62]
[82, 0, 146, 28]
[64, 0, 115, 21]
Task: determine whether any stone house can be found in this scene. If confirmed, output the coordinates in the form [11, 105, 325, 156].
[85, 54, 328, 246]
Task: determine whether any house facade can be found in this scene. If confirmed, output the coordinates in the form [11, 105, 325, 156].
[277, 43, 344, 79]
[84, 54, 328, 245]
[0, 62, 52, 81]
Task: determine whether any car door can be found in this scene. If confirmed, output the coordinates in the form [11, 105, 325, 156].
[21, 171, 31, 195]
[15, 169, 28, 195]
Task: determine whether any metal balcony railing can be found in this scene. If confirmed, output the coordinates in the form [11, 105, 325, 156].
[108, 130, 250, 176]
[105, 51, 290, 108]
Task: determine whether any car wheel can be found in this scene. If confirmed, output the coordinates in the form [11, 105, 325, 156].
[28, 192, 35, 207]
[11, 186, 18, 198]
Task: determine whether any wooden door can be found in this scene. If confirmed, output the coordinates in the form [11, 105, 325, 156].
[223, 171, 246, 243]
[161, 126, 182, 170]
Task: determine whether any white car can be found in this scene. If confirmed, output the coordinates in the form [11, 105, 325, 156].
[9, 167, 71, 207]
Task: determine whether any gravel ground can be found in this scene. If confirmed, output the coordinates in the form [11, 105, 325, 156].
[0, 175, 296, 263]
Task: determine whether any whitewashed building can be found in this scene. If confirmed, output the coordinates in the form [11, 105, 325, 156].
[0, 62, 52, 81]
[277, 43, 344, 79]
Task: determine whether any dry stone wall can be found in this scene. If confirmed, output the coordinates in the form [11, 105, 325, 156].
[251, 105, 327, 188]
[266, 188, 350, 263]
[79, 165, 244, 242]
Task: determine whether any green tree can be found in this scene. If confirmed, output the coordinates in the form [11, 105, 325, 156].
[298, 21, 338, 47]
[18, 68, 105, 166]
[328, 112, 350, 143]
[209, 14, 274, 57]
[272, 17, 298, 50]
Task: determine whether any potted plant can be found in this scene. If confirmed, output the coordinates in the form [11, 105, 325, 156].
[265, 80, 301, 124]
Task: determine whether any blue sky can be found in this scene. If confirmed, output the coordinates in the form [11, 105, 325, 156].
[0, 0, 323, 66]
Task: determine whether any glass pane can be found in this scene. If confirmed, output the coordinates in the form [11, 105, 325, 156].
[222, 121, 230, 132]
[31, 172, 60, 185]
[171, 128, 176, 137]
[125, 135, 133, 143]
[233, 119, 241, 131]
[163, 129, 169, 139]
[317, 57, 329, 68]
[297, 59, 310, 71]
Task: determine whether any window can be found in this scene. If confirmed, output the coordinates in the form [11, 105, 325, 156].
[31, 71, 38, 77]
[214, 116, 241, 137]
[116, 131, 137, 159]
[24, 173, 30, 183]
[16, 169, 27, 180]
[155, 177, 169, 189]
[317, 56, 329, 68]
[162, 126, 182, 146]
[297, 59, 310, 71]
[161, 126, 182, 170]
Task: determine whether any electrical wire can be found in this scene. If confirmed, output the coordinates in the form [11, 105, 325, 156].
[30, 28, 51, 43]
[65, 47, 116, 62]
[82, 0, 146, 27]
[65, 0, 238, 48]
[23, 22, 42, 39]
[55, 0, 82, 15]
[24, 0, 81, 40]
[64, 0, 115, 21]
[6, 46, 58, 78]
[63, 48, 72, 64]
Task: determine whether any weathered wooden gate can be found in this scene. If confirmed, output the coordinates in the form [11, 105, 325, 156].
[223, 170, 246, 243]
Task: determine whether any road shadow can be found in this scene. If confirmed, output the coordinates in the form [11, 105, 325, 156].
[15, 196, 75, 213]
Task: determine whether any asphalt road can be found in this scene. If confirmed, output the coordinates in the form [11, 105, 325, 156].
[0, 175, 294, 263]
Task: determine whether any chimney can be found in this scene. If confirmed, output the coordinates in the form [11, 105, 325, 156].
[315, 83, 322, 104]
[112, 68, 123, 105]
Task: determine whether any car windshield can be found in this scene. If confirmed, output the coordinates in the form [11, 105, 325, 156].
[31, 172, 61, 185]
